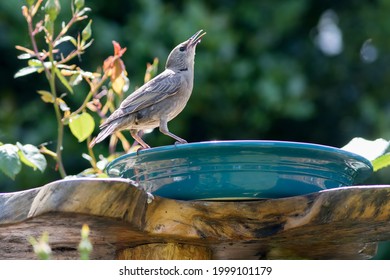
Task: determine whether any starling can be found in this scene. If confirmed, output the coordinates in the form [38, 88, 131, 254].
[90, 30, 206, 149]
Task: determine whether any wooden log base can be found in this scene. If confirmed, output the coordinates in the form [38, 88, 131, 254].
[1, 178, 390, 259]
[117, 243, 212, 260]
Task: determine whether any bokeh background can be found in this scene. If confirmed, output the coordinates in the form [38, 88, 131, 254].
[1, 0, 390, 257]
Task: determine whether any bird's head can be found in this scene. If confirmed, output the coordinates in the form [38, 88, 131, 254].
[165, 30, 206, 72]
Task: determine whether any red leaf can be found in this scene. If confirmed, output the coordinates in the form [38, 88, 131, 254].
[112, 41, 127, 57]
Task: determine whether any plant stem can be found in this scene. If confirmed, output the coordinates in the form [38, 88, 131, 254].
[26, 6, 66, 177]
[48, 27, 67, 178]
[68, 52, 123, 120]
[87, 137, 98, 171]
[71, 72, 109, 117]
[53, 94, 67, 178]
[26, 9, 51, 80]
[53, 14, 87, 44]
[39, 145, 58, 158]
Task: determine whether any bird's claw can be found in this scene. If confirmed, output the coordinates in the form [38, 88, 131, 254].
[146, 192, 155, 204]
[174, 140, 188, 147]
[136, 146, 150, 155]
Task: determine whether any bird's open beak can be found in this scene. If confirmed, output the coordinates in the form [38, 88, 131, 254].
[188, 30, 206, 47]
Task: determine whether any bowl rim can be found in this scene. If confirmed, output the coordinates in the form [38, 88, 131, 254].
[107, 140, 373, 169]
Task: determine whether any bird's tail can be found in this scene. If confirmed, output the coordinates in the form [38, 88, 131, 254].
[89, 121, 119, 148]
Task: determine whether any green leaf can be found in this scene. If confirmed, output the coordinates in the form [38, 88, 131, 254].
[80, 70, 96, 79]
[0, 144, 22, 179]
[37, 90, 55, 103]
[14, 66, 40, 78]
[16, 142, 47, 172]
[81, 20, 92, 43]
[54, 35, 77, 47]
[372, 153, 390, 172]
[56, 64, 77, 70]
[69, 112, 95, 142]
[69, 73, 83, 86]
[74, 0, 85, 10]
[45, 0, 61, 22]
[56, 98, 70, 112]
[17, 53, 37, 60]
[28, 59, 43, 67]
[77, 7, 91, 17]
[82, 39, 94, 50]
[54, 67, 73, 94]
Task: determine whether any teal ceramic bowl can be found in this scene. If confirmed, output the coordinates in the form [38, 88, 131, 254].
[106, 141, 373, 200]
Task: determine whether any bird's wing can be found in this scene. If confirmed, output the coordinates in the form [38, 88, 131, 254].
[101, 70, 181, 127]
[121, 70, 181, 112]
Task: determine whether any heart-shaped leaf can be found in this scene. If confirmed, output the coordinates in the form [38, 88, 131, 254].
[69, 112, 95, 142]
[17, 142, 47, 172]
[0, 144, 22, 179]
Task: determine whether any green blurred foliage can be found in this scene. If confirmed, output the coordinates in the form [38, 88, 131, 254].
[1, 0, 390, 260]
[1, 0, 390, 191]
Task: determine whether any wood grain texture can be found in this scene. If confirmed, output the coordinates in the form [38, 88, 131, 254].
[1, 178, 390, 259]
[117, 243, 212, 260]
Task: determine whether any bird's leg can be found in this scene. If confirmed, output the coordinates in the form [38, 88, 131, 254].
[130, 130, 145, 148]
[130, 129, 151, 150]
[159, 119, 188, 145]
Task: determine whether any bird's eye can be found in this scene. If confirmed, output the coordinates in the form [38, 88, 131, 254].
[179, 46, 186, 52]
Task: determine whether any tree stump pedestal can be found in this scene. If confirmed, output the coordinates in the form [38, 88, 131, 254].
[1, 178, 389, 259]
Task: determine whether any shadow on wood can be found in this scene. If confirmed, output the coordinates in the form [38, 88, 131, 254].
[1, 178, 390, 259]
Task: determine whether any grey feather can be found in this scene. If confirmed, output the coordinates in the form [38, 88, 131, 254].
[91, 30, 206, 149]
[104, 70, 181, 125]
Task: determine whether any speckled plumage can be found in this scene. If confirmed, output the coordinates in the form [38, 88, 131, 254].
[90, 30, 206, 149]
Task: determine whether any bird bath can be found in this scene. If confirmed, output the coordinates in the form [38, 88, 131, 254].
[106, 140, 372, 200]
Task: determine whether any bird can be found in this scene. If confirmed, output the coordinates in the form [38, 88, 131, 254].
[90, 30, 206, 150]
